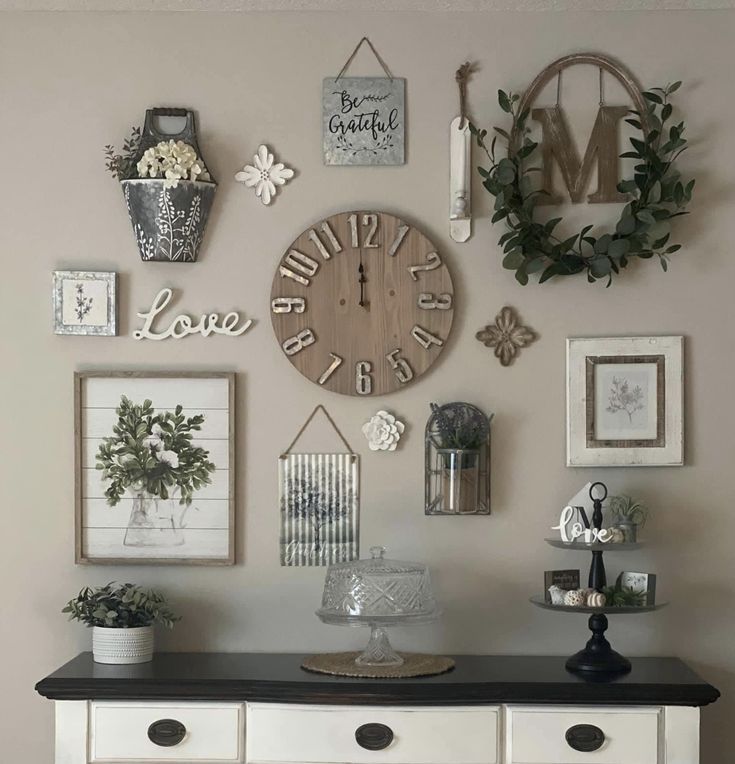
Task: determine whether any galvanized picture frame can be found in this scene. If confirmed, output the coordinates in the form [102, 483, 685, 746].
[53, 271, 117, 336]
[323, 77, 405, 166]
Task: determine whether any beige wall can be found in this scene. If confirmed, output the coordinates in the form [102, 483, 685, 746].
[1, 8, 734, 763]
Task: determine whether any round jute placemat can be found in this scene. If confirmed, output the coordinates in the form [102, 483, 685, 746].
[301, 652, 455, 678]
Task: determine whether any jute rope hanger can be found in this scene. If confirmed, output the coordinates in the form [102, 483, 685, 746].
[455, 61, 477, 129]
[336, 36, 394, 81]
[280, 404, 356, 459]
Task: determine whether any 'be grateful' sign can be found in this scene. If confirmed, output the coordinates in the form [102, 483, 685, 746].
[323, 77, 405, 166]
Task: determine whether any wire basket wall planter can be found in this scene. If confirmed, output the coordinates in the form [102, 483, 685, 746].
[425, 402, 492, 515]
[120, 108, 217, 263]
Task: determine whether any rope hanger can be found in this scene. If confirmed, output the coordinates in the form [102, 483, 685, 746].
[455, 61, 477, 128]
[336, 37, 394, 81]
[280, 404, 356, 459]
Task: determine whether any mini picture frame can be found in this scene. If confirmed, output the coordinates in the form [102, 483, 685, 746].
[53, 271, 117, 336]
[617, 571, 657, 606]
[567, 336, 683, 467]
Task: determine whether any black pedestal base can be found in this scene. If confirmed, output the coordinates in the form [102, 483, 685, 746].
[565, 613, 632, 677]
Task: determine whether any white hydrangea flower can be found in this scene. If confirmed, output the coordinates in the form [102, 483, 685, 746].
[362, 410, 405, 452]
[235, 144, 294, 205]
[136, 140, 209, 188]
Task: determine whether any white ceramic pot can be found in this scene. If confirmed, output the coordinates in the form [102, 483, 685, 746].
[92, 625, 154, 664]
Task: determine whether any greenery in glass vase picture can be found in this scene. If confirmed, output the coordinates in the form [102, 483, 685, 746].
[96, 396, 215, 547]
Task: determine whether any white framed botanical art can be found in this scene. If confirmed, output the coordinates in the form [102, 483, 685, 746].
[75, 371, 235, 565]
[53, 271, 117, 336]
[566, 336, 683, 467]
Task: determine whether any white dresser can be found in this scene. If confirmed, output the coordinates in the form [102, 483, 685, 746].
[36, 653, 719, 764]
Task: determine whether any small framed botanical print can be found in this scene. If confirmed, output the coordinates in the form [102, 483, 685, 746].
[53, 271, 117, 336]
[75, 371, 235, 565]
[567, 336, 683, 467]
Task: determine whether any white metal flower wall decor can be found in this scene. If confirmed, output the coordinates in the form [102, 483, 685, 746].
[362, 410, 405, 452]
[235, 144, 294, 205]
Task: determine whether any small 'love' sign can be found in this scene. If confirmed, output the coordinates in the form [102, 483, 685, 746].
[133, 288, 253, 341]
[552, 506, 613, 545]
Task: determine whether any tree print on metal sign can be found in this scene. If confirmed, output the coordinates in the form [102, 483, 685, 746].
[279, 453, 359, 567]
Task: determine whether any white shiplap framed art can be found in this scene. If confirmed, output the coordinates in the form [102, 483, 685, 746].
[74, 371, 235, 564]
[566, 336, 683, 467]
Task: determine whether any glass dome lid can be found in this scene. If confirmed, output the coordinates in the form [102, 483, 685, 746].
[317, 546, 439, 625]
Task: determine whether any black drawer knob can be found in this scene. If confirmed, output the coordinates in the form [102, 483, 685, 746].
[565, 724, 605, 752]
[355, 723, 394, 751]
[147, 718, 187, 747]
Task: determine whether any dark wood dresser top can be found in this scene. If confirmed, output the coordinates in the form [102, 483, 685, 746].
[35, 652, 720, 707]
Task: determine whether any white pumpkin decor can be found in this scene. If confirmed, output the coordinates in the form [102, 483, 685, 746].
[564, 589, 587, 607]
[587, 591, 607, 608]
[361, 410, 405, 452]
[235, 144, 294, 205]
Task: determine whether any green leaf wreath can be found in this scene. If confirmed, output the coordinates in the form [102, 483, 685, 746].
[471, 81, 694, 286]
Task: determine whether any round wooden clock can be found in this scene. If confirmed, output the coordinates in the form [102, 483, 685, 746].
[270, 210, 454, 396]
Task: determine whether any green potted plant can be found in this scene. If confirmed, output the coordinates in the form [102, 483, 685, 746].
[63, 583, 179, 664]
[608, 494, 649, 542]
[96, 396, 216, 548]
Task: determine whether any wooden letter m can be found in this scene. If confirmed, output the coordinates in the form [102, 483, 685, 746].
[532, 105, 629, 205]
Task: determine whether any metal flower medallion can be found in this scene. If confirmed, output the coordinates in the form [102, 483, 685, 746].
[476, 306, 536, 366]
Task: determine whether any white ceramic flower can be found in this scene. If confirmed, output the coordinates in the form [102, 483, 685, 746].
[362, 410, 405, 452]
[156, 450, 179, 468]
[235, 144, 294, 205]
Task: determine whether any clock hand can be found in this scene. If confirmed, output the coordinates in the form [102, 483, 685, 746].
[358, 254, 367, 308]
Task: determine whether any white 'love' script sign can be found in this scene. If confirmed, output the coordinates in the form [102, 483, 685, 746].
[133, 288, 253, 341]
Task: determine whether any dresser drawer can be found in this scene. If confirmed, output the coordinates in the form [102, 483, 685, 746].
[90, 701, 244, 762]
[246, 703, 499, 764]
[506, 707, 660, 764]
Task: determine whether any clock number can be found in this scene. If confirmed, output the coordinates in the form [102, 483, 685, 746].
[418, 292, 453, 310]
[347, 213, 381, 248]
[308, 222, 343, 260]
[318, 353, 343, 385]
[408, 251, 442, 281]
[271, 297, 306, 314]
[386, 348, 414, 383]
[363, 214, 379, 247]
[283, 328, 316, 356]
[355, 361, 373, 395]
[411, 325, 444, 350]
[280, 250, 319, 286]
[388, 223, 410, 257]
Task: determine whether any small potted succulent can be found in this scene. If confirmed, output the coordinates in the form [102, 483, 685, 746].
[608, 494, 649, 542]
[105, 107, 216, 263]
[63, 583, 179, 664]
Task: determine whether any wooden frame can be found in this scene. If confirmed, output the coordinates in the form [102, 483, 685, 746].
[74, 371, 235, 565]
[567, 337, 683, 467]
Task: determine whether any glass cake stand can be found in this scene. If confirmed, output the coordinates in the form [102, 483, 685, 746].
[316, 546, 440, 667]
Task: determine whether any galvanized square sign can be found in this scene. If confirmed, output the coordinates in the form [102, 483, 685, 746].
[323, 77, 405, 165]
